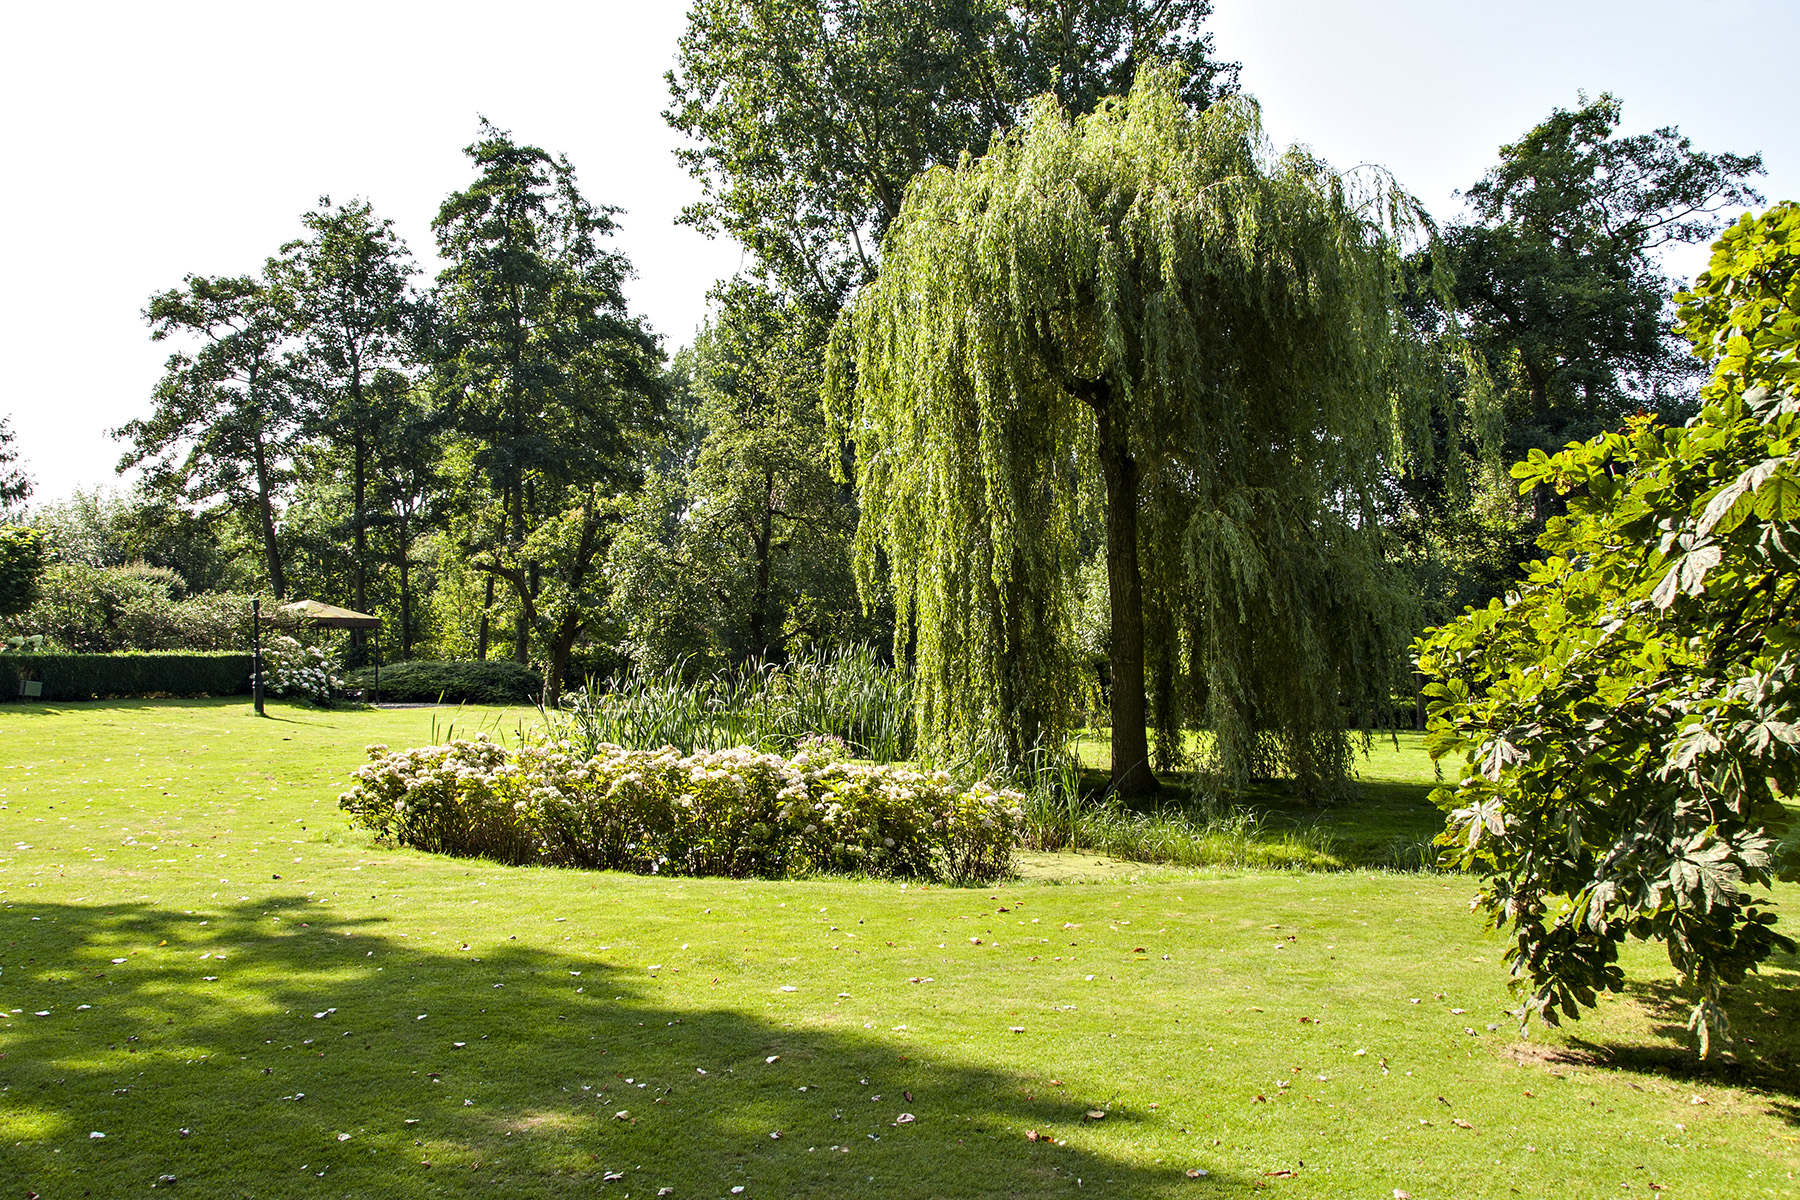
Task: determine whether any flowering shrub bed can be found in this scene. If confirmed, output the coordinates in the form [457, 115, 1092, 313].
[339, 734, 1023, 884]
[258, 634, 343, 704]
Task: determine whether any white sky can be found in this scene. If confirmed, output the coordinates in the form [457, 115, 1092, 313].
[4, 0, 1794, 503]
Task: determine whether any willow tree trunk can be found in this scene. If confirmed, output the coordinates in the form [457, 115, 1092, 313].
[1093, 392, 1156, 798]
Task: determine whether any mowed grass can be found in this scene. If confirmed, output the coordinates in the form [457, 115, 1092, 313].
[0, 700, 1795, 1199]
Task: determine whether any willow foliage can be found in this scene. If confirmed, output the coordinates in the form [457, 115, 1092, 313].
[831, 67, 1453, 795]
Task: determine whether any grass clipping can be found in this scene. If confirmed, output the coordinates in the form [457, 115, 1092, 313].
[339, 733, 1022, 884]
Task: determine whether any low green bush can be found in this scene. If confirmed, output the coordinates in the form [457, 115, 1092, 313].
[338, 734, 1022, 884]
[1, 652, 254, 700]
[343, 659, 543, 704]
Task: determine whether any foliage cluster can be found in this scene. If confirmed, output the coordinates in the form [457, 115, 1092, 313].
[550, 645, 913, 762]
[342, 658, 543, 705]
[0, 526, 45, 619]
[338, 734, 1022, 883]
[1417, 202, 1800, 1056]
[2, 562, 250, 653]
[0, 652, 253, 701]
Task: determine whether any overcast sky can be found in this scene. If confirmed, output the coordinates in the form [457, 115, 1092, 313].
[4, 0, 1794, 503]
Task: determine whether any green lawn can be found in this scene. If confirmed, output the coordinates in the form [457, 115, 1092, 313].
[2, 699, 1795, 1198]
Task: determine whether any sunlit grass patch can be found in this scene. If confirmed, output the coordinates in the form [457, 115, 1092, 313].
[0, 699, 1795, 1199]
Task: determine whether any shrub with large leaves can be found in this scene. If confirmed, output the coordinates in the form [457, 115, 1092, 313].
[1417, 202, 1800, 1057]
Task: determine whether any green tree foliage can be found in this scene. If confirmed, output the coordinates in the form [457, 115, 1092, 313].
[430, 121, 666, 676]
[118, 275, 304, 599]
[1446, 93, 1762, 461]
[24, 487, 253, 595]
[0, 526, 45, 620]
[1388, 96, 1764, 644]
[832, 68, 1445, 796]
[607, 289, 872, 670]
[666, 0, 1237, 301]
[0, 416, 32, 514]
[1417, 202, 1800, 1057]
[275, 197, 421, 644]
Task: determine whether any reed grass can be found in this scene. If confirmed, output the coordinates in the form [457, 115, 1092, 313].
[549, 644, 914, 762]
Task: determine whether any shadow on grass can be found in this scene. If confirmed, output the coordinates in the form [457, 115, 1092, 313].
[1556, 962, 1800, 1126]
[1, 897, 1244, 1198]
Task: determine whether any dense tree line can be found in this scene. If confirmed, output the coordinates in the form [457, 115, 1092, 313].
[0, 3, 1771, 795]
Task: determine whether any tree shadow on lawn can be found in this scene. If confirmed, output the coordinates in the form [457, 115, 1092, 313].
[1557, 960, 1800, 1126]
[1, 897, 1242, 1199]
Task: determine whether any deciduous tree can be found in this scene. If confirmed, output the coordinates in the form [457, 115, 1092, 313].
[431, 121, 665, 665]
[1418, 202, 1800, 1057]
[833, 68, 1445, 797]
[119, 275, 304, 599]
[276, 197, 420, 648]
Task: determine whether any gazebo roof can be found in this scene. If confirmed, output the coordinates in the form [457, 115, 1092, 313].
[273, 599, 382, 630]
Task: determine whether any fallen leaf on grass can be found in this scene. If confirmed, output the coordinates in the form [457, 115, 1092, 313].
[1451, 1118, 1472, 1129]
[1265, 1169, 1295, 1178]
[1186, 1168, 1209, 1178]
[895, 1113, 915, 1124]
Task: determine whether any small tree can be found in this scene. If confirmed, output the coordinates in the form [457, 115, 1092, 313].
[1417, 202, 1800, 1057]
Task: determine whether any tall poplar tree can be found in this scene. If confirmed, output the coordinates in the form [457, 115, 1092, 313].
[276, 197, 420, 646]
[833, 68, 1447, 797]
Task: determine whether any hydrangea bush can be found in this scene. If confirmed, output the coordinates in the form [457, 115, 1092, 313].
[339, 732, 1024, 884]
[256, 634, 343, 705]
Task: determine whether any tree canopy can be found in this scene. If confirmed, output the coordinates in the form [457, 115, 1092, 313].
[431, 120, 666, 680]
[666, 0, 1237, 301]
[1445, 93, 1762, 453]
[1418, 202, 1800, 1056]
[832, 66, 1448, 796]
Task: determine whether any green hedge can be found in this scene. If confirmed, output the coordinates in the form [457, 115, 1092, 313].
[1, 653, 254, 701]
[342, 659, 543, 705]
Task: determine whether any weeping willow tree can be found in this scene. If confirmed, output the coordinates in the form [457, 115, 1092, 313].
[829, 65, 1460, 799]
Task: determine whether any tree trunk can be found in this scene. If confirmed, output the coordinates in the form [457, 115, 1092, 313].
[397, 507, 413, 659]
[476, 575, 494, 661]
[749, 470, 775, 661]
[350, 430, 369, 663]
[1093, 392, 1156, 798]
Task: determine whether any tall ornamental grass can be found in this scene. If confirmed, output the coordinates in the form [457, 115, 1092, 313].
[554, 645, 913, 762]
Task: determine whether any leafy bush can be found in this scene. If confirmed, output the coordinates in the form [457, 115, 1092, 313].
[0, 526, 45, 618]
[1, 652, 254, 700]
[338, 734, 1022, 884]
[1, 562, 250, 651]
[342, 659, 543, 704]
[1416, 203, 1800, 1057]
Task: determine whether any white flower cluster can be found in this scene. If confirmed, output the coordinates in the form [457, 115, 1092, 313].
[255, 634, 344, 704]
[339, 735, 1024, 883]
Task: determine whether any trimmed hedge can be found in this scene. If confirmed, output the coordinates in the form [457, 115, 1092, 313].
[343, 659, 543, 705]
[2, 652, 254, 701]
